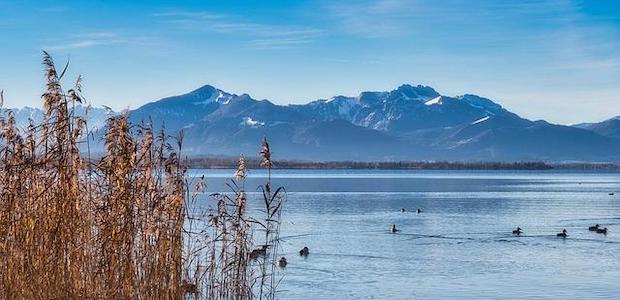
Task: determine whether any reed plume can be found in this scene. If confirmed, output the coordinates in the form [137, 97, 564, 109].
[0, 52, 287, 299]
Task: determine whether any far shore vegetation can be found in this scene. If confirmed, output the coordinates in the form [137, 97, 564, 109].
[186, 157, 620, 171]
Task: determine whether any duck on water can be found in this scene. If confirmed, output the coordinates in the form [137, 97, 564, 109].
[557, 229, 568, 238]
[391, 224, 399, 233]
[277, 257, 288, 268]
[596, 227, 608, 234]
[249, 245, 268, 259]
[512, 227, 523, 235]
[589, 224, 600, 231]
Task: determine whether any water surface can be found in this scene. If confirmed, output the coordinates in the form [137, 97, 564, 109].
[190, 169, 620, 299]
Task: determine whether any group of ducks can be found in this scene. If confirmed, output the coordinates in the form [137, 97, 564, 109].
[391, 208, 424, 233]
[588, 224, 608, 234]
[511, 224, 609, 238]
[390, 208, 422, 233]
[274, 246, 310, 268]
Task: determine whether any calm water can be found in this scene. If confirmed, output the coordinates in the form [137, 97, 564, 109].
[189, 169, 620, 300]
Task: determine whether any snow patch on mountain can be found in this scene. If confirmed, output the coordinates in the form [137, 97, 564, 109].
[425, 96, 442, 106]
[471, 116, 490, 125]
[330, 97, 358, 118]
[193, 90, 232, 105]
[240, 117, 265, 128]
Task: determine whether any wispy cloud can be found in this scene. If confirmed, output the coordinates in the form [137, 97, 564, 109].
[47, 40, 119, 50]
[154, 10, 324, 49]
[44, 31, 156, 51]
[325, 0, 585, 38]
[328, 0, 620, 69]
[326, 0, 419, 38]
[151, 11, 223, 20]
[45, 32, 122, 50]
[248, 36, 316, 50]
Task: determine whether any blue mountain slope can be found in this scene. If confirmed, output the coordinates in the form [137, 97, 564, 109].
[574, 117, 620, 139]
[113, 84, 620, 161]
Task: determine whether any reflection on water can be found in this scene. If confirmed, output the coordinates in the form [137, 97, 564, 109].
[191, 169, 620, 300]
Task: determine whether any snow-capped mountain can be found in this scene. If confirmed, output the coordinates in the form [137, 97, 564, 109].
[4, 84, 617, 161]
[2, 105, 113, 131]
[290, 85, 527, 134]
[123, 84, 620, 162]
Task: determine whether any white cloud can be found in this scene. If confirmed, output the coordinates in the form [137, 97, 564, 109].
[155, 10, 324, 49]
[151, 11, 223, 19]
[44, 31, 157, 51]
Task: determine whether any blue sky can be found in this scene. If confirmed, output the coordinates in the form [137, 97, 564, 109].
[0, 0, 619, 124]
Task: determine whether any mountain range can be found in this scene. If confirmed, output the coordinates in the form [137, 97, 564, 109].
[5, 84, 620, 162]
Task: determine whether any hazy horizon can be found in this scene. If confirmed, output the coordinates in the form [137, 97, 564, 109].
[1, 0, 619, 124]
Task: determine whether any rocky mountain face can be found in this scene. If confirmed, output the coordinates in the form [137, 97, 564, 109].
[124, 84, 620, 162]
[6, 84, 620, 162]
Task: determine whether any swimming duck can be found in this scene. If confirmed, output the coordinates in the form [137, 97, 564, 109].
[401, 208, 406, 213]
[299, 246, 309, 256]
[277, 257, 287, 268]
[588, 224, 600, 231]
[596, 227, 608, 234]
[390, 224, 399, 233]
[609, 192, 615, 196]
[512, 227, 523, 235]
[417, 208, 422, 214]
[556, 229, 568, 238]
[249, 245, 268, 259]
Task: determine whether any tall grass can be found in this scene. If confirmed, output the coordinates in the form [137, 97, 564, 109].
[0, 52, 286, 299]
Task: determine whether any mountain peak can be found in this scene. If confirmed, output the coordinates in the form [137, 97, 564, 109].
[393, 84, 440, 100]
[190, 84, 218, 94]
[185, 85, 234, 105]
[118, 83, 620, 161]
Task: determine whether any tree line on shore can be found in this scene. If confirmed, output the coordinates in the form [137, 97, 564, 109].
[186, 157, 620, 170]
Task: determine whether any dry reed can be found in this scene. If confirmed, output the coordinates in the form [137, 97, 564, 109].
[0, 52, 286, 299]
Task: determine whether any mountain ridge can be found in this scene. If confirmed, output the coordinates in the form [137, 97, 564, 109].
[4, 84, 619, 162]
[125, 83, 620, 162]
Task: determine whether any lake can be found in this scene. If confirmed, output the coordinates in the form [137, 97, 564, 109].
[188, 169, 620, 300]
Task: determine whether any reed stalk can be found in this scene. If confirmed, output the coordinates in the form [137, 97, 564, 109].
[0, 53, 287, 299]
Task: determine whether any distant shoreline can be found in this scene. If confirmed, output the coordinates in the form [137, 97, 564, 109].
[185, 157, 620, 171]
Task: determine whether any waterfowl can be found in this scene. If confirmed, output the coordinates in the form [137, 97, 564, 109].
[299, 246, 309, 256]
[390, 224, 399, 233]
[596, 227, 608, 234]
[417, 208, 422, 214]
[512, 227, 523, 235]
[277, 257, 287, 268]
[401, 208, 406, 213]
[249, 245, 268, 259]
[609, 192, 615, 196]
[589, 224, 600, 231]
[556, 229, 568, 238]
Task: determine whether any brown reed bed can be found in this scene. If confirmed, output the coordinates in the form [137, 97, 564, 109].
[0, 52, 286, 299]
